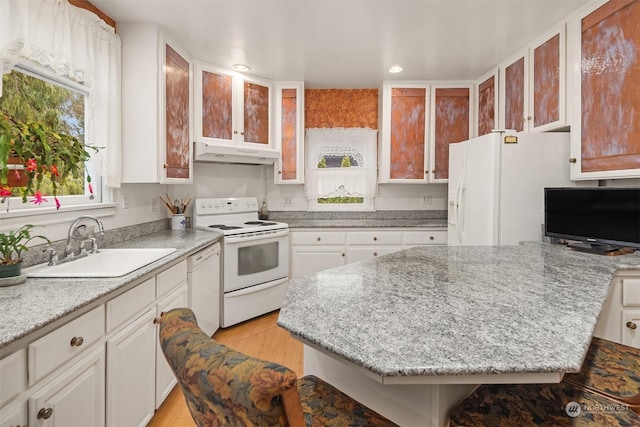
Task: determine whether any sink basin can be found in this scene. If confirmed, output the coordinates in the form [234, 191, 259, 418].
[27, 248, 177, 278]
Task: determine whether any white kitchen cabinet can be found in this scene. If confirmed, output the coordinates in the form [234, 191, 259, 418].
[155, 283, 188, 408]
[499, 23, 566, 133]
[346, 231, 403, 263]
[403, 229, 448, 247]
[28, 345, 105, 427]
[594, 272, 640, 349]
[120, 22, 193, 184]
[106, 308, 156, 427]
[0, 349, 26, 408]
[290, 231, 347, 278]
[194, 61, 273, 148]
[274, 82, 305, 184]
[379, 82, 431, 183]
[0, 399, 26, 427]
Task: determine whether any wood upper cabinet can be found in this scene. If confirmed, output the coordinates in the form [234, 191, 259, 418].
[194, 61, 272, 148]
[120, 23, 193, 184]
[476, 69, 499, 137]
[274, 82, 304, 184]
[379, 82, 430, 183]
[430, 84, 472, 182]
[499, 23, 566, 133]
[568, 0, 640, 179]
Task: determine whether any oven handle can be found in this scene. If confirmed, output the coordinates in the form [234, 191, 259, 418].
[224, 229, 289, 244]
[225, 277, 288, 298]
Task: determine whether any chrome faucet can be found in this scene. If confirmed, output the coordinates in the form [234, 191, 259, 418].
[64, 215, 105, 259]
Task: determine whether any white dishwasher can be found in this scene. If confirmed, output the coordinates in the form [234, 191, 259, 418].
[187, 242, 221, 336]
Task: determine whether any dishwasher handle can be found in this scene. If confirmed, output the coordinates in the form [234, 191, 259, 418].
[189, 243, 220, 269]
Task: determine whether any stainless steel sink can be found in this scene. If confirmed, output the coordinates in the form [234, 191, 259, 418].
[27, 248, 177, 278]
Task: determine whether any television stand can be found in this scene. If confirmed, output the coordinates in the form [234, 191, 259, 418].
[567, 242, 621, 255]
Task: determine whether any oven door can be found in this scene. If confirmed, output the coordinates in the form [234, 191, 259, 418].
[223, 229, 289, 293]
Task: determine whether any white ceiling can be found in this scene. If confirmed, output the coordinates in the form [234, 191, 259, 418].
[92, 0, 590, 88]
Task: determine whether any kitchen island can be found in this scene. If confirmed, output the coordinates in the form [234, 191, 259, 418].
[277, 242, 640, 426]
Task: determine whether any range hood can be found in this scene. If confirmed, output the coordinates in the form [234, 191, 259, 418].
[193, 141, 280, 165]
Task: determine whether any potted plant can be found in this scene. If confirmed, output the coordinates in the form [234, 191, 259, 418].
[0, 110, 100, 208]
[0, 224, 50, 281]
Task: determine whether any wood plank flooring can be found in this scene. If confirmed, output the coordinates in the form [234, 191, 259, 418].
[148, 310, 303, 427]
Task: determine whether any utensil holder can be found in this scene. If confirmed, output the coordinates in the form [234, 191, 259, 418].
[171, 214, 186, 231]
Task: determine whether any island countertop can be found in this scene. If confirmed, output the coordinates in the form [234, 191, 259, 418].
[277, 242, 640, 381]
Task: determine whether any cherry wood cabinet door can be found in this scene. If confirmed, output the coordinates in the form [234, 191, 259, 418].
[433, 87, 470, 181]
[390, 87, 427, 180]
[201, 70, 233, 141]
[504, 55, 526, 132]
[477, 73, 497, 136]
[164, 44, 191, 180]
[532, 33, 561, 128]
[580, 0, 640, 174]
[243, 81, 270, 144]
[280, 88, 298, 180]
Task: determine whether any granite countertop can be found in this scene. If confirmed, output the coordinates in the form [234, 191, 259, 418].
[283, 218, 447, 229]
[0, 229, 221, 354]
[277, 242, 640, 379]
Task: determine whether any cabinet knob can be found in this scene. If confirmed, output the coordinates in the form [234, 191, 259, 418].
[341, 253, 345, 257]
[70, 336, 84, 347]
[240, 131, 245, 135]
[278, 171, 282, 174]
[234, 130, 238, 134]
[37, 408, 53, 420]
[163, 163, 167, 169]
[627, 321, 637, 330]
[569, 158, 577, 164]
[317, 237, 321, 242]
[527, 116, 532, 121]
[153, 311, 166, 324]
[424, 171, 428, 175]
[373, 252, 378, 256]
[429, 235, 434, 240]
[373, 236, 378, 241]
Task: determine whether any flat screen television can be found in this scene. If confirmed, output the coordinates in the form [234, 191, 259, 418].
[544, 187, 640, 254]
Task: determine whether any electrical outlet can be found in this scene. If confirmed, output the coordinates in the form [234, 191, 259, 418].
[150, 198, 159, 212]
[121, 192, 129, 209]
[422, 195, 432, 205]
[284, 197, 292, 207]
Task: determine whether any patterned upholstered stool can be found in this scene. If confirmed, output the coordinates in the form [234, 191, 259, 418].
[159, 308, 397, 427]
[564, 337, 640, 413]
[449, 337, 640, 426]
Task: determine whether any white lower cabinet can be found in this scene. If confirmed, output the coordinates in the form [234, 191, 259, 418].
[594, 271, 640, 349]
[290, 228, 447, 278]
[0, 400, 27, 427]
[155, 283, 188, 408]
[29, 345, 105, 427]
[106, 308, 157, 427]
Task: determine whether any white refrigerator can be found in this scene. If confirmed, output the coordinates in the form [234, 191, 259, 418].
[447, 130, 572, 246]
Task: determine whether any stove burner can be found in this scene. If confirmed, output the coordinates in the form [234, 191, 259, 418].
[207, 224, 243, 230]
[244, 221, 277, 226]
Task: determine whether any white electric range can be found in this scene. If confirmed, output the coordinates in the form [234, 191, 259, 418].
[194, 197, 289, 327]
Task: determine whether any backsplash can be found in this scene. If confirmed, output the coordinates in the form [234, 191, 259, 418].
[270, 210, 446, 221]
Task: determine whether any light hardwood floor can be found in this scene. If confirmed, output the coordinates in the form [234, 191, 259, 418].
[148, 310, 303, 427]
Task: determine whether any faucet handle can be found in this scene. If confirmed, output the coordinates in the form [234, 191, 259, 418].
[45, 247, 58, 266]
[82, 237, 98, 254]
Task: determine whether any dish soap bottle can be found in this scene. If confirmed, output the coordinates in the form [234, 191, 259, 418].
[259, 199, 269, 220]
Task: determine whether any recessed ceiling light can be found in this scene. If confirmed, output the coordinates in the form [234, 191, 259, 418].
[232, 64, 251, 72]
[388, 65, 403, 73]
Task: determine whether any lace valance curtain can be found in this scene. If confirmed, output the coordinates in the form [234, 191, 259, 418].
[0, 0, 122, 188]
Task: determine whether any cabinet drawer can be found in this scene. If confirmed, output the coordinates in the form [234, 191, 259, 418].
[403, 230, 447, 245]
[0, 348, 26, 406]
[156, 260, 187, 298]
[28, 305, 105, 386]
[348, 231, 403, 245]
[106, 278, 155, 333]
[291, 231, 346, 245]
[622, 278, 640, 306]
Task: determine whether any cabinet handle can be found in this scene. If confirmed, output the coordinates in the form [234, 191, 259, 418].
[341, 253, 345, 257]
[240, 131, 245, 135]
[373, 252, 378, 256]
[527, 116, 532, 121]
[424, 171, 428, 175]
[153, 311, 166, 324]
[163, 163, 167, 169]
[627, 321, 637, 330]
[373, 236, 378, 241]
[569, 158, 577, 164]
[37, 407, 53, 420]
[234, 130, 238, 134]
[70, 336, 84, 347]
[278, 171, 282, 174]
[429, 235, 434, 240]
[317, 237, 321, 242]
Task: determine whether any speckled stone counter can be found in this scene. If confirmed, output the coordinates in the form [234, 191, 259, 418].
[278, 242, 640, 380]
[0, 229, 221, 355]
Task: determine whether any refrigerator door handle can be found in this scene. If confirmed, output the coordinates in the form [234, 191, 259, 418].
[456, 183, 465, 243]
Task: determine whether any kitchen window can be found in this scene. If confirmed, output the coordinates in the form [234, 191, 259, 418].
[305, 128, 378, 211]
